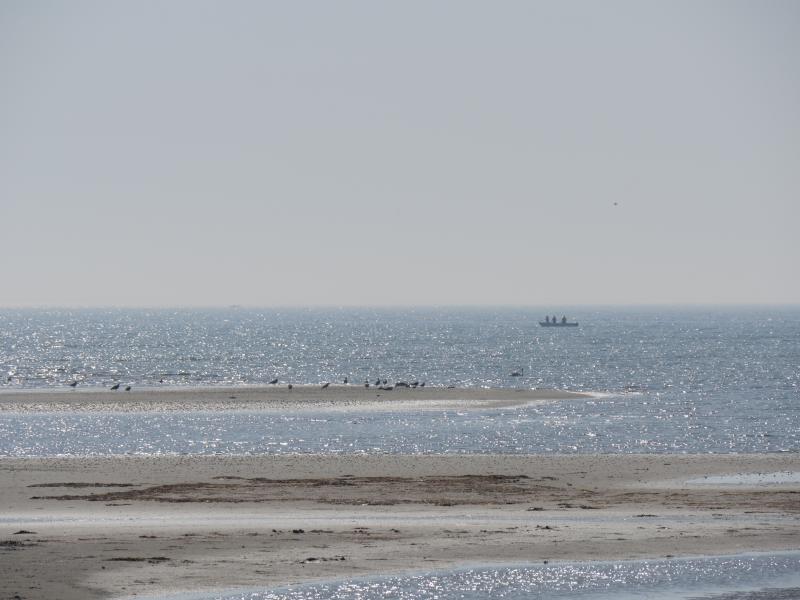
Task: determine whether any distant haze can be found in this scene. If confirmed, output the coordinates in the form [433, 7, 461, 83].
[2, 1, 798, 307]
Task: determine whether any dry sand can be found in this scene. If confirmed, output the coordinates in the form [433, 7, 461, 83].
[1, 453, 798, 600]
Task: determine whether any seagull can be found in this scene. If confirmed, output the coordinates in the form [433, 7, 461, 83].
[110, 383, 120, 390]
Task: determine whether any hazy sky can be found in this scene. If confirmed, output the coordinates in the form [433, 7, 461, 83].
[2, 1, 798, 307]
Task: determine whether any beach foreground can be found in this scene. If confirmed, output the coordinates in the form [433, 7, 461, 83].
[1, 453, 798, 600]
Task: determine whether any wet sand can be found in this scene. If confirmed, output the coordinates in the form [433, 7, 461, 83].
[1, 453, 798, 600]
[0, 385, 587, 413]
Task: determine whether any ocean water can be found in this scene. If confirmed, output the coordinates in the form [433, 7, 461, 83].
[1, 306, 799, 457]
[1, 306, 797, 394]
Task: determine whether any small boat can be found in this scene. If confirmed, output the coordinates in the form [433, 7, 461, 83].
[540, 318, 579, 327]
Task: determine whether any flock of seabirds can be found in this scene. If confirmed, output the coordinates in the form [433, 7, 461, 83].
[6, 373, 535, 392]
[39, 377, 431, 392]
[3, 371, 537, 391]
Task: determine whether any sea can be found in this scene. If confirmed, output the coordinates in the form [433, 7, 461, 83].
[1, 306, 798, 456]
[2, 306, 799, 599]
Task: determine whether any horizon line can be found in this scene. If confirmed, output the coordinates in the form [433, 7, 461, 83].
[1, 302, 799, 311]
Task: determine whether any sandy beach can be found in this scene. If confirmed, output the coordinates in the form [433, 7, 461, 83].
[0, 385, 587, 413]
[1, 452, 798, 600]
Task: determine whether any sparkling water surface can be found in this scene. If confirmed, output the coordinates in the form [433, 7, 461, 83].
[1, 307, 798, 457]
[0, 397, 797, 456]
[2, 306, 798, 393]
[130, 553, 800, 600]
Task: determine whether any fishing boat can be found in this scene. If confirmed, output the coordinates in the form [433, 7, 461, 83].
[540, 317, 579, 327]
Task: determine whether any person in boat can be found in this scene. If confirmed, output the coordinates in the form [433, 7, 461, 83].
[552, 315, 557, 323]
[545, 316, 550, 323]
[561, 316, 567, 324]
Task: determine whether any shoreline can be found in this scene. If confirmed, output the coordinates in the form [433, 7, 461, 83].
[0, 385, 589, 413]
[1, 453, 798, 600]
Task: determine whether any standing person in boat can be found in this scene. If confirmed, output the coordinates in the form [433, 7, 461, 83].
[545, 316, 550, 323]
[561, 316, 567, 324]
[552, 315, 557, 323]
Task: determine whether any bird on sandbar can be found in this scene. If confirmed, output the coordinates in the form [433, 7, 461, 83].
[110, 383, 120, 390]
[125, 385, 131, 391]
[268, 378, 278, 384]
[321, 382, 330, 389]
[288, 384, 293, 390]
[69, 380, 78, 387]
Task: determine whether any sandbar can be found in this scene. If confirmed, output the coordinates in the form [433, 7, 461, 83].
[0, 385, 587, 413]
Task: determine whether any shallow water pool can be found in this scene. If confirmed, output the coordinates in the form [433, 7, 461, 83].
[128, 552, 800, 600]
